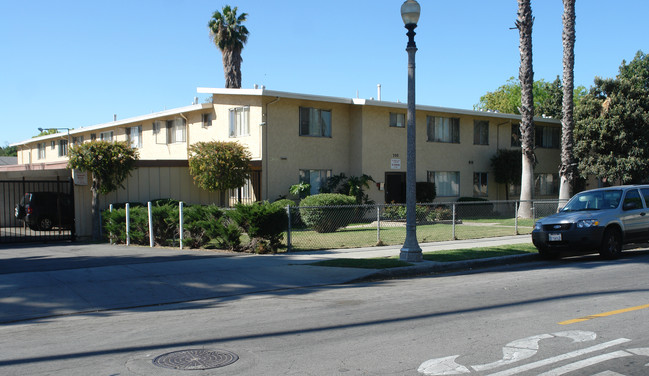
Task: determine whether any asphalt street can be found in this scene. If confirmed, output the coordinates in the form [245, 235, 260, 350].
[0, 236, 533, 324]
[1, 242, 648, 375]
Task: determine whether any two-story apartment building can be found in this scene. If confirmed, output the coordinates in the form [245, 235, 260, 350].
[7, 87, 563, 238]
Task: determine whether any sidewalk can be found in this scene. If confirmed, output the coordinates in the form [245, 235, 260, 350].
[0, 235, 535, 324]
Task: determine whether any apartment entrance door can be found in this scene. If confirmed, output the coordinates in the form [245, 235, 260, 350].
[385, 172, 406, 203]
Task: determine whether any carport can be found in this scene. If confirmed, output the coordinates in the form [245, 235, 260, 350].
[0, 162, 75, 243]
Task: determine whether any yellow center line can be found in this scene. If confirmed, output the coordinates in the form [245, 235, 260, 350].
[559, 303, 649, 325]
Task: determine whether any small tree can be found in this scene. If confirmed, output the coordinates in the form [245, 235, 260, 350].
[68, 141, 139, 240]
[188, 141, 251, 194]
[490, 149, 522, 200]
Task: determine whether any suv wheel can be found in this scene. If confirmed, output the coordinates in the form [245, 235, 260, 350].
[38, 217, 53, 231]
[599, 228, 622, 259]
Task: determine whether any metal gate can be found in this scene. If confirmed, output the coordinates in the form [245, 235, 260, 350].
[1, 178, 75, 243]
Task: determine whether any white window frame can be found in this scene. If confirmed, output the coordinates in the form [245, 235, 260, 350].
[427, 116, 460, 143]
[58, 139, 68, 157]
[299, 169, 332, 196]
[126, 125, 142, 148]
[428, 171, 460, 197]
[229, 107, 250, 137]
[299, 107, 332, 137]
[473, 172, 488, 197]
[390, 112, 406, 128]
[202, 112, 213, 128]
[473, 120, 489, 145]
[37, 143, 46, 159]
[535, 173, 559, 196]
[100, 131, 113, 142]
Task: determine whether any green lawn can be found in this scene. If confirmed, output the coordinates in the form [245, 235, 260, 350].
[286, 222, 532, 252]
[308, 243, 537, 269]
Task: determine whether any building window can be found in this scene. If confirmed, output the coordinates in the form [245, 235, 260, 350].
[126, 126, 142, 148]
[202, 112, 213, 128]
[535, 125, 560, 149]
[90, 133, 97, 141]
[299, 169, 332, 196]
[390, 113, 405, 128]
[100, 131, 113, 141]
[153, 119, 185, 144]
[72, 136, 84, 145]
[473, 120, 489, 145]
[511, 124, 521, 147]
[50, 141, 56, 150]
[535, 173, 559, 196]
[428, 171, 460, 197]
[229, 107, 249, 137]
[37, 143, 46, 159]
[58, 140, 68, 157]
[427, 116, 460, 143]
[169, 119, 186, 143]
[299, 107, 332, 137]
[473, 172, 488, 197]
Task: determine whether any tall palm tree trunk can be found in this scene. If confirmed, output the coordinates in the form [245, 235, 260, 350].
[222, 46, 243, 88]
[559, 0, 576, 204]
[517, 0, 536, 218]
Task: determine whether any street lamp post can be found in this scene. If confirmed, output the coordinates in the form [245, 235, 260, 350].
[400, 0, 423, 262]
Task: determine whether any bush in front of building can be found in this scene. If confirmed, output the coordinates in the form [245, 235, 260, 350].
[182, 205, 241, 250]
[299, 193, 356, 233]
[229, 201, 288, 253]
[103, 206, 149, 245]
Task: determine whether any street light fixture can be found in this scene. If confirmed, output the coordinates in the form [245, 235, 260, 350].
[399, 0, 423, 262]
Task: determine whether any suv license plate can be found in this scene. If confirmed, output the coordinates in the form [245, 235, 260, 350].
[549, 233, 562, 242]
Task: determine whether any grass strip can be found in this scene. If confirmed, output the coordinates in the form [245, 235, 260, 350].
[308, 243, 537, 269]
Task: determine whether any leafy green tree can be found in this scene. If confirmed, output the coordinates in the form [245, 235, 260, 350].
[516, 0, 535, 218]
[475, 77, 585, 118]
[490, 149, 522, 200]
[575, 51, 649, 184]
[559, 0, 577, 201]
[208, 5, 249, 88]
[68, 141, 139, 240]
[188, 141, 251, 193]
[0, 144, 17, 157]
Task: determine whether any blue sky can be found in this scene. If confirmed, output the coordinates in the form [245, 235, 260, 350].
[2, 1, 648, 146]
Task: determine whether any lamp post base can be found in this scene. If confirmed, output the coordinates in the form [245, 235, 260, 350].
[399, 248, 423, 262]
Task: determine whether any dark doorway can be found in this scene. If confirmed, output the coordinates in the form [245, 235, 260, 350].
[385, 172, 406, 203]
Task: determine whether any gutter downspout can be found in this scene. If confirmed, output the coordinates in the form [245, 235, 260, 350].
[264, 97, 280, 201]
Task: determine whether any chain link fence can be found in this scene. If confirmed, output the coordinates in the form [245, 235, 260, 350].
[284, 199, 567, 251]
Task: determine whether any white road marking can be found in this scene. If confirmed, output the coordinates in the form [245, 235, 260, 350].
[417, 356, 470, 375]
[485, 338, 631, 376]
[418, 330, 598, 375]
[536, 350, 632, 376]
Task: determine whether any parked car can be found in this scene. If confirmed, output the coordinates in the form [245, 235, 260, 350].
[15, 192, 74, 231]
[532, 185, 649, 259]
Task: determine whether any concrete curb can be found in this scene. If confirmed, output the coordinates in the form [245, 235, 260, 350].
[353, 253, 541, 282]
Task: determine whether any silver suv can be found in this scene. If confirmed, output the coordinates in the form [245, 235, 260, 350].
[532, 185, 649, 259]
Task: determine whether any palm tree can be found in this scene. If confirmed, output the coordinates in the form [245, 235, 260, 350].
[558, 0, 576, 204]
[208, 5, 249, 88]
[516, 0, 535, 218]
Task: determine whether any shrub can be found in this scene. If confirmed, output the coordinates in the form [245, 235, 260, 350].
[416, 182, 436, 203]
[103, 206, 149, 245]
[151, 204, 179, 246]
[273, 199, 305, 228]
[430, 206, 452, 221]
[183, 205, 241, 251]
[299, 194, 356, 233]
[229, 201, 288, 253]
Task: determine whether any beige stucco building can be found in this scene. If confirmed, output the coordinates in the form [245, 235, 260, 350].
[7, 88, 563, 239]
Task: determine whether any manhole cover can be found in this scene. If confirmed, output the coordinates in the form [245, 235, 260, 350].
[153, 349, 239, 370]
